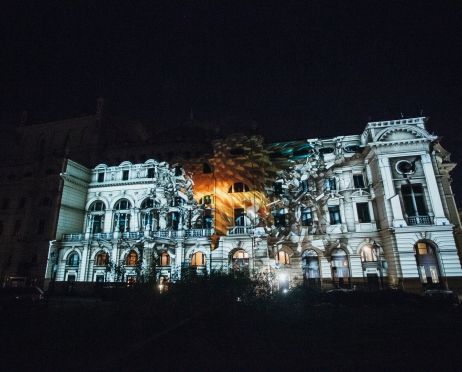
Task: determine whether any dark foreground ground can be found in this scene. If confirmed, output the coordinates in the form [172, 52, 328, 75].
[1, 289, 462, 372]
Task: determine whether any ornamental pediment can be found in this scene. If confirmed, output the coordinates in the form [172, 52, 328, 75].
[373, 125, 431, 143]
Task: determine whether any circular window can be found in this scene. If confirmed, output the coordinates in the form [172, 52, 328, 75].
[395, 160, 414, 175]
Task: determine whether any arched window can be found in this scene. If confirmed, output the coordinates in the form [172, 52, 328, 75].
[159, 252, 170, 266]
[191, 252, 206, 266]
[232, 249, 249, 270]
[68, 253, 79, 266]
[89, 201, 105, 211]
[331, 248, 350, 288]
[277, 251, 290, 265]
[113, 199, 132, 232]
[95, 252, 108, 266]
[414, 241, 440, 287]
[125, 251, 138, 266]
[302, 250, 320, 288]
[228, 182, 250, 193]
[140, 198, 159, 231]
[360, 245, 379, 262]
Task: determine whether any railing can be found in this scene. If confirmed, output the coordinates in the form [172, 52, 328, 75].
[62, 228, 214, 242]
[227, 226, 254, 235]
[407, 215, 432, 226]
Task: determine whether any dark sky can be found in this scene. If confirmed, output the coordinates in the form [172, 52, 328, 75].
[1, 1, 462, 198]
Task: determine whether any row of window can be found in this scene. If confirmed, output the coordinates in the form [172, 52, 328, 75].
[273, 175, 366, 195]
[0, 219, 47, 237]
[67, 251, 203, 267]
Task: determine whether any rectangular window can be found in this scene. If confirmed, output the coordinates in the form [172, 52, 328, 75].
[18, 197, 26, 208]
[356, 202, 371, 223]
[13, 220, 21, 236]
[429, 266, 439, 283]
[273, 209, 286, 228]
[328, 205, 341, 225]
[301, 207, 313, 226]
[353, 174, 365, 188]
[37, 219, 46, 235]
[402, 184, 427, 216]
[325, 178, 336, 191]
[147, 168, 155, 178]
[274, 182, 283, 194]
[98, 172, 105, 182]
[122, 170, 129, 180]
[2, 199, 9, 209]
[234, 208, 246, 226]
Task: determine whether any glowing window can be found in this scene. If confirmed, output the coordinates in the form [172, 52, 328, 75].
[191, 252, 206, 266]
[95, 252, 108, 266]
[360, 245, 379, 262]
[125, 251, 138, 266]
[160, 252, 170, 266]
[277, 251, 290, 265]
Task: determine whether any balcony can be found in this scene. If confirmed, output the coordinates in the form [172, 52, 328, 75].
[407, 215, 432, 226]
[62, 228, 214, 242]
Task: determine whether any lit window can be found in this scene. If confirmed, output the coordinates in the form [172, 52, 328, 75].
[191, 252, 206, 266]
[277, 251, 290, 265]
[356, 202, 371, 223]
[160, 252, 170, 266]
[68, 253, 79, 266]
[95, 252, 108, 266]
[125, 251, 138, 266]
[360, 245, 379, 262]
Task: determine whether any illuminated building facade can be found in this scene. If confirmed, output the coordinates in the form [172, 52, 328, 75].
[43, 117, 462, 293]
[1, 103, 461, 292]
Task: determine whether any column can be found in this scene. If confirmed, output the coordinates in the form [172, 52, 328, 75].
[421, 153, 450, 226]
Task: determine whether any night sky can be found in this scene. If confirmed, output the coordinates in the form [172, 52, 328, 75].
[1, 1, 462, 199]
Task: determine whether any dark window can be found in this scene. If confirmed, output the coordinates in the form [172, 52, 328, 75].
[203, 163, 212, 174]
[115, 199, 131, 210]
[98, 172, 105, 182]
[18, 197, 26, 208]
[325, 178, 336, 191]
[90, 201, 105, 211]
[2, 199, 9, 209]
[301, 207, 313, 226]
[147, 168, 155, 178]
[68, 253, 79, 266]
[230, 147, 245, 156]
[319, 147, 334, 155]
[274, 182, 283, 194]
[356, 203, 371, 223]
[273, 209, 286, 227]
[141, 198, 154, 208]
[353, 175, 365, 188]
[228, 182, 249, 193]
[269, 151, 283, 159]
[37, 219, 46, 235]
[344, 145, 362, 153]
[402, 184, 427, 216]
[234, 208, 246, 226]
[122, 170, 129, 180]
[41, 197, 52, 207]
[174, 166, 182, 176]
[13, 220, 21, 235]
[328, 205, 341, 225]
[204, 209, 213, 228]
[203, 195, 212, 205]
[293, 148, 310, 157]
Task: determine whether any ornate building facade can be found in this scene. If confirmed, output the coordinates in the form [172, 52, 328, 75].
[39, 116, 462, 293]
